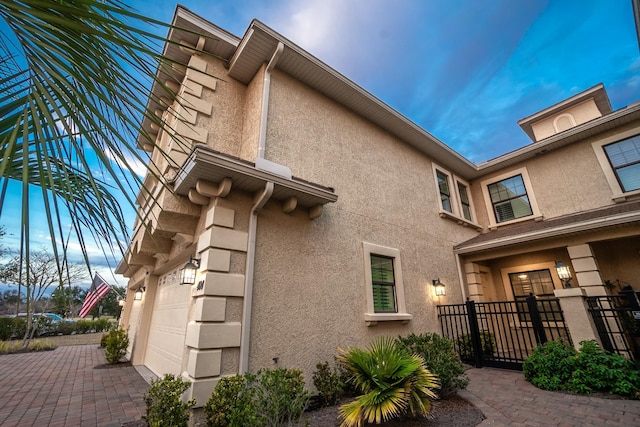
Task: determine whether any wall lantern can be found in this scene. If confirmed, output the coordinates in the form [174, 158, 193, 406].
[554, 260, 572, 288]
[433, 278, 446, 296]
[180, 257, 201, 286]
[134, 287, 145, 300]
[118, 297, 126, 307]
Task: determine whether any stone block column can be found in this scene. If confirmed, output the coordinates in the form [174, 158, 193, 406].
[567, 244, 606, 296]
[464, 263, 484, 302]
[183, 205, 248, 405]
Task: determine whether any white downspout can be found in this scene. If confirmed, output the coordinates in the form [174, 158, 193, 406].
[239, 43, 283, 373]
[258, 42, 284, 158]
[455, 253, 468, 301]
[240, 182, 274, 372]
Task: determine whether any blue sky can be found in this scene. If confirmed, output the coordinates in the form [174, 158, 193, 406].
[1, 0, 639, 288]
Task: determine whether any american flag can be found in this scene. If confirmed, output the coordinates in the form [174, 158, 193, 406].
[79, 274, 112, 318]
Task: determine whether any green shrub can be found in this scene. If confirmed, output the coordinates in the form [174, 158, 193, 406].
[75, 319, 94, 334]
[93, 318, 112, 332]
[104, 327, 129, 364]
[524, 339, 640, 399]
[397, 333, 469, 396]
[337, 337, 439, 427]
[144, 374, 195, 427]
[55, 320, 77, 336]
[312, 361, 344, 407]
[455, 331, 496, 363]
[0, 339, 57, 354]
[204, 374, 260, 427]
[100, 332, 109, 348]
[523, 339, 576, 391]
[0, 317, 21, 340]
[204, 368, 311, 427]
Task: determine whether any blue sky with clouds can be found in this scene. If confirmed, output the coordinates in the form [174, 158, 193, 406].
[1, 0, 639, 287]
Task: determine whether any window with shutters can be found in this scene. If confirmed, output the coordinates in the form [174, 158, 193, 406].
[362, 242, 412, 325]
[603, 136, 640, 193]
[481, 167, 541, 228]
[592, 133, 640, 201]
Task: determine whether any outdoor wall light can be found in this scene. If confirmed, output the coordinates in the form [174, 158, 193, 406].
[134, 287, 144, 300]
[554, 260, 572, 288]
[433, 278, 446, 296]
[180, 257, 201, 286]
[118, 297, 126, 307]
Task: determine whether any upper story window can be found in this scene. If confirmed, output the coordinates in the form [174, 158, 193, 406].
[436, 170, 453, 213]
[432, 164, 476, 225]
[362, 242, 412, 325]
[592, 132, 640, 201]
[603, 136, 640, 193]
[481, 167, 541, 228]
[487, 175, 533, 223]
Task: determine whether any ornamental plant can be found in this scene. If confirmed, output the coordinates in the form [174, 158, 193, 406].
[312, 361, 344, 407]
[337, 336, 440, 427]
[104, 327, 129, 364]
[144, 374, 196, 427]
[397, 333, 469, 396]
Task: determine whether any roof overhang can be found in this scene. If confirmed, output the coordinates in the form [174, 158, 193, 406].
[173, 145, 338, 209]
[517, 84, 612, 141]
[454, 201, 640, 255]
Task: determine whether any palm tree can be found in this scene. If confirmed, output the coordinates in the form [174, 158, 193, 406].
[0, 1, 186, 279]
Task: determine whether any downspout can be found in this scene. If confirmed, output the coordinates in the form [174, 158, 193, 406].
[455, 253, 468, 301]
[239, 43, 283, 373]
[240, 182, 273, 373]
[258, 42, 284, 158]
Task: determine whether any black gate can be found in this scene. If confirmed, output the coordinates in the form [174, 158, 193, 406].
[586, 290, 640, 361]
[437, 296, 572, 370]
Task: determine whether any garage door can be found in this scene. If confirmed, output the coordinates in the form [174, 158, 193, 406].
[144, 271, 191, 376]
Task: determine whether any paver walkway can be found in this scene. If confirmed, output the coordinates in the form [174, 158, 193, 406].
[460, 367, 640, 426]
[0, 345, 148, 427]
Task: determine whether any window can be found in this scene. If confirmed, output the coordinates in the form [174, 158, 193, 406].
[432, 164, 477, 225]
[603, 136, 640, 193]
[436, 170, 453, 213]
[457, 181, 472, 221]
[488, 175, 533, 223]
[370, 255, 397, 312]
[508, 269, 561, 322]
[362, 242, 412, 325]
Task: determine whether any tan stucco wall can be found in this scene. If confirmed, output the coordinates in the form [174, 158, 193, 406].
[591, 237, 640, 291]
[242, 70, 479, 381]
[469, 124, 640, 228]
[530, 98, 602, 141]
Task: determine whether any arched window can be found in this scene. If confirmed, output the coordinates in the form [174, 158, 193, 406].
[553, 114, 576, 133]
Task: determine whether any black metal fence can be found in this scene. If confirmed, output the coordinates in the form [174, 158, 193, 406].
[438, 296, 572, 370]
[586, 291, 640, 361]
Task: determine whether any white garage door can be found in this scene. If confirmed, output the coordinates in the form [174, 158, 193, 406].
[145, 271, 191, 376]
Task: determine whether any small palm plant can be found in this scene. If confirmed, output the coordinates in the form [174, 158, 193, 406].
[337, 337, 440, 427]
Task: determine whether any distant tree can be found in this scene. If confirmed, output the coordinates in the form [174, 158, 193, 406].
[0, 289, 20, 314]
[0, 248, 87, 347]
[50, 285, 85, 318]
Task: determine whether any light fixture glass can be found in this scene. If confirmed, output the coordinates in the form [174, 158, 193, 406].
[554, 260, 572, 288]
[180, 257, 201, 286]
[118, 298, 126, 307]
[134, 290, 143, 300]
[433, 278, 446, 296]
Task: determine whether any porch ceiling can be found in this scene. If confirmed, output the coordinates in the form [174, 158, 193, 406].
[454, 200, 640, 254]
[173, 145, 338, 208]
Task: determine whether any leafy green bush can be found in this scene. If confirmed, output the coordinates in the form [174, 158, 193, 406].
[455, 331, 496, 363]
[523, 339, 576, 390]
[93, 318, 112, 332]
[312, 361, 344, 407]
[524, 340, 640, 399]
[100, 332, 109, 348]
[104, 327, 129, 364]
[397, 333, 469, 396]
[337, 337, 439, 427]
[144, 374, 195, 427]
[55, 320, 77, 336]
[75, 319, 94, 334]
[204, 368, 311, 427]
[0, 317, 22, 340]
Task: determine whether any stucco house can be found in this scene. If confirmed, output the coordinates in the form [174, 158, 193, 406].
[117, 7, 640, 403]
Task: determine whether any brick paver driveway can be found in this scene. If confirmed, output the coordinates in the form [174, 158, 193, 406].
[0, 345, 148, 427]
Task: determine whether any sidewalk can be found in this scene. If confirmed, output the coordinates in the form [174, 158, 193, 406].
[0, 345, 148, 427]
[460, 367, 640, 426]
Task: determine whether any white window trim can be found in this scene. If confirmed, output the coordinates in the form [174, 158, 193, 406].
[362, 242, 412, 325]
[591, 128, 640, 202]
[480, 166, 542, 229]
[431, 163, 479, 227]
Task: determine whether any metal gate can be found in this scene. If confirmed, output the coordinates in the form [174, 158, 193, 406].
[437, 296, 572, 370]
[586, 290, 640, 361]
